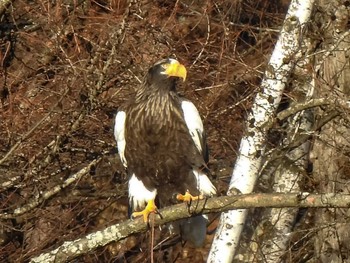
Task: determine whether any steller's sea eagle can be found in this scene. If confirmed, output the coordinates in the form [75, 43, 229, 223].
[114, 58, 216, 246]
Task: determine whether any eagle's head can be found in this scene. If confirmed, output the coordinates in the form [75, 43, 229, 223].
[145, 58, 187, 90]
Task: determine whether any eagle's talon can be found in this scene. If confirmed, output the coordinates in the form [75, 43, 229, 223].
[177, 190, 204, 203]
[132, 199, 158, 222]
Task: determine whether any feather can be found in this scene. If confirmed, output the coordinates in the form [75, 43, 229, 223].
[181, 100, 205, 156]
[114, 110, 127, 167]
[128, 174, 157, 212]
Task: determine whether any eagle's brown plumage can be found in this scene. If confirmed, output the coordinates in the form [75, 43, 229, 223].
[123, 69, 205, 205]
[114, 58, 216, 246]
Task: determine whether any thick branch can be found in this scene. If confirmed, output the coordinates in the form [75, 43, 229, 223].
[276, 98, 329, 121]
[31, 192, 350, 263]
[276, 97, 350, 124]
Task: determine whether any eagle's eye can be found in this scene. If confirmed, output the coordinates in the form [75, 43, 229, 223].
[161, 63, 170, 70]
[159, 63, 170, 75]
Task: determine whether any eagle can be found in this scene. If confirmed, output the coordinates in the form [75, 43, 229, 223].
[114, 58, 216, 246]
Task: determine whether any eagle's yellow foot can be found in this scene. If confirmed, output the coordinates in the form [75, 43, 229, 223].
[132, 199, 158, 222]
[176, 190, 204, 203]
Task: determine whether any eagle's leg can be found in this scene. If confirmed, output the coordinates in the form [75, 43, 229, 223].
[176, 190, 204, 203]
[132, 199, 158, 222]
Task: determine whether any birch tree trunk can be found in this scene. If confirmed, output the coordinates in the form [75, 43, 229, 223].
[208, 1, 315, 262]
[250, 22, 317, 263]
[312, 0, 350, 261]
[253, 100, 314, 261]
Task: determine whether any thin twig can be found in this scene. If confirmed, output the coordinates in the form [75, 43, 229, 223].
[150, 213, 155, 263]
[0, 88, 69, 166]
[0, 0, 13, 17]
[0, 158, 101, 219]
[191, 10, 211, 67]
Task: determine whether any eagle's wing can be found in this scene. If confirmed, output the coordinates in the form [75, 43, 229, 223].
[181, 99, 216, 197]
[114, 109, 157, 212]
[180, 99, 209, 163]
[179, 100, 216, 247]
[114, 110, 127, 168]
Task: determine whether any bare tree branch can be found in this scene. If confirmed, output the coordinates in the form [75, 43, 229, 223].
[276, 98, 328, 121]
[0, 158, 101, 219]
[0, 89, 69, 166]
[30, 192, 350, 263]
[0, 0, 12, 17]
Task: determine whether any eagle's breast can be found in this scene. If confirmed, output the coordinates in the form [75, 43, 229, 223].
[124, 92, 200, 204]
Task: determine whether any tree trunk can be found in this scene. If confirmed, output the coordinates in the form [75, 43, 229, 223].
[207, 1, 315, 262]
[312, 0, 350, 262]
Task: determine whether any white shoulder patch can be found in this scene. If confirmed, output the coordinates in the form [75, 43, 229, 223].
[114, 111, 127, 167]
[181, 100, 204, 154]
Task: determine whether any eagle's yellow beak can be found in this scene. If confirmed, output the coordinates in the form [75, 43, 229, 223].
[164, 60, 187, 81]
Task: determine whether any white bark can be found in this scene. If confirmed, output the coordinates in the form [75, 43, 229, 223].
[257, 24, 316, 262]
[208, 1, 314, 262]
[258, 111, 314, 262]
